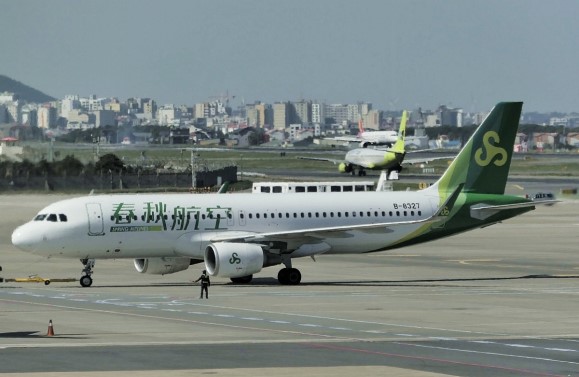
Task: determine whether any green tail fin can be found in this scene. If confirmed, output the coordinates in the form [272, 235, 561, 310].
[389, 110, 407, 154]
[431, 102, 522, 195]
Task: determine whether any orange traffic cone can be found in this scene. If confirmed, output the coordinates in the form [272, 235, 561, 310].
[46, 320, 55, 336]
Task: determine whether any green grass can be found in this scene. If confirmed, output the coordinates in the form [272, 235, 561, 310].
[18, 142, 579, 178]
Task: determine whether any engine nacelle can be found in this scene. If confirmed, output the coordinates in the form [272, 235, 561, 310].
[204, 242, 264, 278]
[134, 257, 191, 275]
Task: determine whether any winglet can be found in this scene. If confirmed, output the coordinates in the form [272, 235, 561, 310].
[217, 182, 230, 194]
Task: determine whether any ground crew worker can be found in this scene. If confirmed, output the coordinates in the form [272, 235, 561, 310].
[194, 270, 210, 299]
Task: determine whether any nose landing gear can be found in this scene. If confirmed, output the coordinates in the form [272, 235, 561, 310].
[80, 259, 95, 287]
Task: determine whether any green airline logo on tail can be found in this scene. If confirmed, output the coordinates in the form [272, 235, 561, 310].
[474, 131, 508, 167]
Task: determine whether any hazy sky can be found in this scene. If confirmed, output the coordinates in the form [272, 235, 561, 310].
[2, 0, 578, 113]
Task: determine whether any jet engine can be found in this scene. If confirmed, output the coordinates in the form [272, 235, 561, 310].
[134, 257, 192, 275]
[204, 242, 264, 278]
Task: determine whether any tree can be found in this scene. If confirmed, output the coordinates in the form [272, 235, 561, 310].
[95, 153, 125, 173]
[54, 155, 84, 175]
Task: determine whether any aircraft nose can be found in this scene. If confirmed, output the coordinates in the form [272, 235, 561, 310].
[11, 225, 36, 252]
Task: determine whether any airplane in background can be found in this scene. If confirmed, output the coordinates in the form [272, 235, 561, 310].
[302, 111, 451, 178]
[325, 119, 398, 148]
[12, 102, 557, 287]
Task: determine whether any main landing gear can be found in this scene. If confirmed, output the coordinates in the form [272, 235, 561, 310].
[277, 255, 301, 285]
[277, 268, 301, 285]
[79, 258, 95, 287]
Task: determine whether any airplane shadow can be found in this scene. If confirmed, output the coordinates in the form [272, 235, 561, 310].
[0, 331, 88, 339]
[33, 274, 579, 289]
[225, 274, 579, 288]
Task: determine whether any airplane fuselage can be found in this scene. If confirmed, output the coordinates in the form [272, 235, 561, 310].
[13, 191, 440, 260]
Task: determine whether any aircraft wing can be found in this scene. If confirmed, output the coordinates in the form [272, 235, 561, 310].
[403, 156, 455, 165]
[209, 216, 436, 244]
[210, 183, 465, 244]
[327, 136, 359, 143]
[296, 156, 342, 165]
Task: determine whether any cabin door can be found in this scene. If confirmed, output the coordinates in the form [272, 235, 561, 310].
[86, 203, 105, 236]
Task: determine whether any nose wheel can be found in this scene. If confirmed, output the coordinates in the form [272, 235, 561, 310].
[80, 259, 95, 287]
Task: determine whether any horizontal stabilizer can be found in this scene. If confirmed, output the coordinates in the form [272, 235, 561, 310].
[470, 199, 558, 220]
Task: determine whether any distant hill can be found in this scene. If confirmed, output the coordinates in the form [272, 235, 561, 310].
[0, 75, 57, 103]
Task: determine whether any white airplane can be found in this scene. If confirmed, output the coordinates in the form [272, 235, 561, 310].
[325, 119, 398, 148]
[302, 111, 451, 177]
[12, 102, 556, 287]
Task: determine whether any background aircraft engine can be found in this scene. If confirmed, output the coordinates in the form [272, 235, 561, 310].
[134, 257, 191, 275]
[338, 162, 352, 173]
[204, 242, 264, 278]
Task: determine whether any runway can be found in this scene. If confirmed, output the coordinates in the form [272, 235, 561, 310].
[1, 195, 579, 376]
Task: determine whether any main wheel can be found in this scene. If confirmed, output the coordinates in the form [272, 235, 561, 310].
[278, 268, 289, 284]
[287, 268, 301, 285]
[278, 268, 301, 285]
[80, 275, 93, 287]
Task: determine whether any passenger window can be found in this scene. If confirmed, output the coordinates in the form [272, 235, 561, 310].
[261, 186, 271, 193]
[296, 186, 305, 193]
[273, 186, 282, 193]
[331, 186, 340, 192]
[47, 214, 57, 222]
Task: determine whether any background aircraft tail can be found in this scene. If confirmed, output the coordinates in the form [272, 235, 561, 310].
[389, 110, 408, 154]
[429, 102, 522, 195]
[357, 119, 364, 136]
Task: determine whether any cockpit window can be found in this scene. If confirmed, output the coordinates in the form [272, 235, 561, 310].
[59, 214, 68, 222]
[47, 214, 58, 222]
[34, 214, 47, 221]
